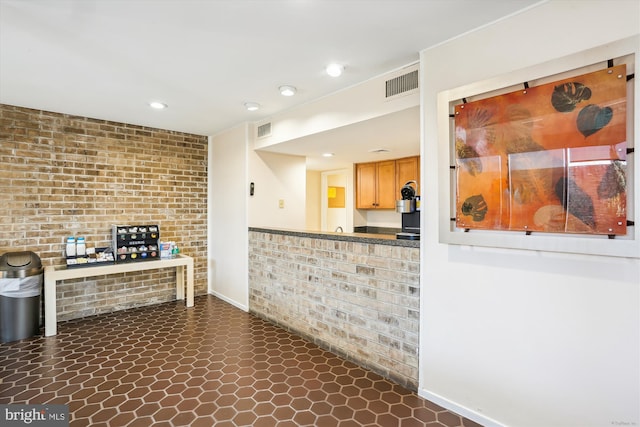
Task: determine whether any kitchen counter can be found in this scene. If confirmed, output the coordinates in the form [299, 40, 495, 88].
[248, 227, 420, 248]
[248, 228, 421, 389]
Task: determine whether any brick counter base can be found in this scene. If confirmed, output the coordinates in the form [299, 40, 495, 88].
[248, 230, 420, 390]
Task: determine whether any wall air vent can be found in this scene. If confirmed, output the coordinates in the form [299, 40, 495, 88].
[385, 69, 419, 99]
[257, 122, 272, 139]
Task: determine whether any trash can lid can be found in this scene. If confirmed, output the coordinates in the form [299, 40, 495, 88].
[0, 251, 43, 278]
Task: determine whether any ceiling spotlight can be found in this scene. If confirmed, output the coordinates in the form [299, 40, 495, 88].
[244, 102, 260, 111]
[322, 153, 335, 157]
[326, 63, 344, 77]
[149, 101, 168, 109]
[279, 85, 297, 96]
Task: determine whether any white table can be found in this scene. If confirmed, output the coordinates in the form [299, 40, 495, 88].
[44, 254, 194, 336]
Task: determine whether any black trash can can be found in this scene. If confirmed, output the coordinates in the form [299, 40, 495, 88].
[0, 251, 43, 343]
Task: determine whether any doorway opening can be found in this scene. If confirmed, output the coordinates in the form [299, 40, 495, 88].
[321, 169, 353, 233]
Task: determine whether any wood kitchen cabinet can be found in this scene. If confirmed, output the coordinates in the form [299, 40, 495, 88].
[356, 160, 396, 209]
[395, 156, 420, 196]
[355, 156, 420, 209]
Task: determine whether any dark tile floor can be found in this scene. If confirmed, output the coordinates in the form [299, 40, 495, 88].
[0, 295, 482, 427]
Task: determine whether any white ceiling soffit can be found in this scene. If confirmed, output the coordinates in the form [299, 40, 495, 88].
[0, 0, 543, 136]
[262, 106, 421, 171]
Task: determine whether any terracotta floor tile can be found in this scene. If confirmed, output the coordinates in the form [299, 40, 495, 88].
[0, 295, 480, 426]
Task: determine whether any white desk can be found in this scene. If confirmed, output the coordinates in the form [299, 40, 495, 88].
[44, 254, 194, 336]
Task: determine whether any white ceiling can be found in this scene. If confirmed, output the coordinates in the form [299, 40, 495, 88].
[264, 105, 422, 170]
[0, 0, 541, 167]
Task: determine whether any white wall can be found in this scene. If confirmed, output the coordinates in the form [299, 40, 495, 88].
[209, 129, 307, 310]
[208, 125, 249, 310]
[248, 150, 306, 230]
[361, 210, 402, 229]
[420, 2, 639, 427]
[306, 170, 321, 230]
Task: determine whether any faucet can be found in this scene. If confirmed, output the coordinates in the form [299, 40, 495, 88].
[334, 226, 343, 233]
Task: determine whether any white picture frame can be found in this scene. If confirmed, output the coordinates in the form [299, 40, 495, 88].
[437, 36, 639, 258]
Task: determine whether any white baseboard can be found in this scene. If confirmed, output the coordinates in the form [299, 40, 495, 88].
[418, 388, 507, 427]
[208, 290, 248, 312]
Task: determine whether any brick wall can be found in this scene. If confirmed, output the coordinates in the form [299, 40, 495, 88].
[0, 104, 208, 321]
[248, 230, 420, 390]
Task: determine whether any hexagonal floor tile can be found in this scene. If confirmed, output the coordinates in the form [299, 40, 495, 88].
[0, 295, 483, 427]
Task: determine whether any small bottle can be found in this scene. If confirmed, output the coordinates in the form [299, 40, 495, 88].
[76, 237, 86, 257]
[66, 237, 76, 257]
[170, 242, 178, 259]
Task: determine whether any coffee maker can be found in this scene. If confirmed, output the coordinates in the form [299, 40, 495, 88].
[395, 181, 420, 240]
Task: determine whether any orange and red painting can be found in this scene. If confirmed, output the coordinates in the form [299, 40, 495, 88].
[454, 65, 627, 235]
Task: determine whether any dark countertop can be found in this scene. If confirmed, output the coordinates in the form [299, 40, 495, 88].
[249, 227, 420, 248]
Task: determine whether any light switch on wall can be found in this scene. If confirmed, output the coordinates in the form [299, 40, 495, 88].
[278, 199, 284, 209]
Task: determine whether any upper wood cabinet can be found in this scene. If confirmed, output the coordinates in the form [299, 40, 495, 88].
[356, 160, 395, 209]
[395, 156, 420, 197]
[355, 156, 420, 209]
[355, 162, 377, 209]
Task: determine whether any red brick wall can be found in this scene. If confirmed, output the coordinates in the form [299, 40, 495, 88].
[0, 104, 208, 321]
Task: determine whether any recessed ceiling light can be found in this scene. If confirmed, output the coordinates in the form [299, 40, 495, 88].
[244, 102, 260, 111]
[368, 148, 391, 153]
[149, 101, 168, 109]
[279, 85, 297, 96]
[326, 63, 344, 77]
[322, 153, 335, 157]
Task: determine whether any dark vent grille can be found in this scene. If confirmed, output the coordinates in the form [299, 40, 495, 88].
[385, 69, 419, 98]
[257, 122, 271, 139]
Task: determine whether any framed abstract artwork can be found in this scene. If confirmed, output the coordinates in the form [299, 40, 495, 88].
[436, 37, 638, 258]
[454, 65, 627, 236]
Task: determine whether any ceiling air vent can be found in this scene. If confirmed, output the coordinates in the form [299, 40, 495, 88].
[257, 122, 272, 139]
[385, 69, 418, 99]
